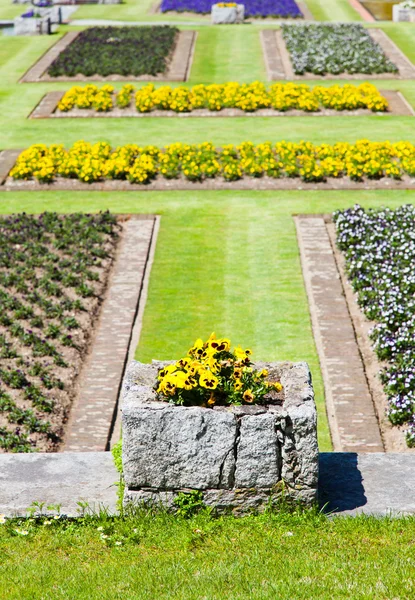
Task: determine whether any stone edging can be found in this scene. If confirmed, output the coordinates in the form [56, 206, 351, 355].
[295, 214, 384, 453]
[64, 216, 157, 452]
[20, 30, 197, 83]
[347, 0, 375, 21]
[4, 163, 415, 191]
[261, 28, 415, 80]
[28, 88, 415, 119]
[109, 215, 161, 449]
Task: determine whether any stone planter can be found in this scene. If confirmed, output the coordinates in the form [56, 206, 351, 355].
[392, 5, 415, 21]
[13, 15, 51, 34]
[211, 3, 244, 23]
[122, 360, 318, 514]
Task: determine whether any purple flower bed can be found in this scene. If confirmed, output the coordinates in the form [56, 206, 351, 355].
[160, 0, 303, 17]
[334, 204, 415, 448]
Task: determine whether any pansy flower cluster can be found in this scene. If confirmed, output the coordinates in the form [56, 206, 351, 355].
[10, 139, 415, 185]
[334, 204, 415, 447]
[0, 212, 119, 452]
[282, 24, 398, 75]
[57, 82, 388, 114]
[156, 333, 283, 407]
[160, 0, 302, 17]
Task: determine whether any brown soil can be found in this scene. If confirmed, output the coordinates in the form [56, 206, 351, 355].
[4, 171, 415, 192]
[0, 217, 124, 452]
[29, 89, 414, 119]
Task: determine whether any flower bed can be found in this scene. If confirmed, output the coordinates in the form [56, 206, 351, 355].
[160, 0, 302, 17]
[56, 82, 389, 114]
[334, 205, 415, 447]
[156, 334, 283, 406]
[47, 26, 179, 78]
[281, 24, 398, 75]
[0, 212, 120, 452]
[9, 140, 415, 185]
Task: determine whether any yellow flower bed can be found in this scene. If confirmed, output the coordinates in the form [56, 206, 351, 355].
[57, 82, 388, 114]
[10, 139, 414, 184]
[156, 333, 282, 407]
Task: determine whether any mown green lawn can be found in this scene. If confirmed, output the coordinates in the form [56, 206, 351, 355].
[1, 509, 415, 599]
[1, 21, 415, 449]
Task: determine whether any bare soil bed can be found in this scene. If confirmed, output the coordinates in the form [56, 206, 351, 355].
[3, 171, 415, 191]
[0, 212, 122, 453]
[28, 89, 414, 119]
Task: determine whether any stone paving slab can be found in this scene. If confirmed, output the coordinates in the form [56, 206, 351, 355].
[64, 217, 156, 452]
[0, 452, 119, 517]
[295, 216, 384, 453]
[1, 452, 414, 517]
[319, 452, 415, 516]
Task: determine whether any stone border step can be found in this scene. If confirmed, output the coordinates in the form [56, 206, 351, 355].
[295, 215, 384, 453]
[319, 452, 415, 515]
[20, 30, 196, 83]
[64, 216, 157, 452]
[0, 452, 119, 517]
[1, 452, 415, 517]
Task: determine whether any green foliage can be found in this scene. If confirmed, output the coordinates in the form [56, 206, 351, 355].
[173, 490, 206, 517]
[111, 439, 123, 475]
[48, 26, 179, 78]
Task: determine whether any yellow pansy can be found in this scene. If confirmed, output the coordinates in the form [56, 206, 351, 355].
[199, 371, 219, 390]
[243, 389, 255, 403]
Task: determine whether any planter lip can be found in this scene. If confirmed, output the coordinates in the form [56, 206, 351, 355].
[121, 359, 315, 417]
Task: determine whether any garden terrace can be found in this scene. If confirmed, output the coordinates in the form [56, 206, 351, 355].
[0, 212, 120, 452]
[334, 204, 415, 448]
[159, 0, 303, 17]
[29, 83, 415, 120]
[20, 28, 196, 83]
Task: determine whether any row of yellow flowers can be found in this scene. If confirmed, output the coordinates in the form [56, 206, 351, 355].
[156, 333, 283, 407]
[10, 140, 414, 184]
[57, 82, 388, 114]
